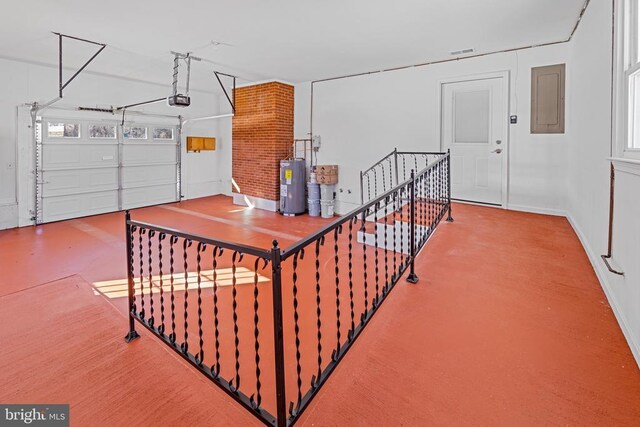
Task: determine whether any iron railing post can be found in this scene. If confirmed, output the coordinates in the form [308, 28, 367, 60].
[446, 149, 454, 222]
[124, 211, 140, 342]
[407, 170, 418, 284]
[271, 240, 288, 427]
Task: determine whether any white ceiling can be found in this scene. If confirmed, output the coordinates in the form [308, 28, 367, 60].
[1, 0, 586, 91]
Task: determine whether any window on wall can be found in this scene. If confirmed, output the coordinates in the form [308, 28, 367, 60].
[624, 0, 640, 150]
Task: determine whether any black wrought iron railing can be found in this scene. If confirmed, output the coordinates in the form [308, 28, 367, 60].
[124, 151, 452, 427]
[360, 148, 447, 204]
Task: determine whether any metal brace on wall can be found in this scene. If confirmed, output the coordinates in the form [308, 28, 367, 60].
[214, 71, 236, 113]
[53, 32, 107, 99]
[601, 163, 624, 276]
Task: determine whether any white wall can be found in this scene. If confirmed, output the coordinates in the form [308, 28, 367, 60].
[295, 43, 570, 214]
[294, 1, 640, 367]
[0, 57, 230, 229]
[567, 0, 640, 366]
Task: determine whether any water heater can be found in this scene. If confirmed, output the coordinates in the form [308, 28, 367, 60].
[280, 159, 306, 215]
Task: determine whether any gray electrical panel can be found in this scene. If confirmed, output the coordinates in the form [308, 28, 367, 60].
[280, 159, 306, 215]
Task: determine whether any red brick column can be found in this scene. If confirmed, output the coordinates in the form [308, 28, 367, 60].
[232, 82, 294, 205]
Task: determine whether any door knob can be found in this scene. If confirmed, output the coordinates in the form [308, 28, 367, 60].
[491, 148, 503, 154]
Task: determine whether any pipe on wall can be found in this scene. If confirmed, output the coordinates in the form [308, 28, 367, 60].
[307, 0, 593, 139]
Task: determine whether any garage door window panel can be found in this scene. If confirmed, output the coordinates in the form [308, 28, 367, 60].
[47, 122, 80, 139]
[89, 124, 116, 139]
[153, 127, 174, 140]
[123, 126, 148, 140]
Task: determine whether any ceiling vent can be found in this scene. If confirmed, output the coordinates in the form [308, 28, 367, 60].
[450, 48, 475, 56]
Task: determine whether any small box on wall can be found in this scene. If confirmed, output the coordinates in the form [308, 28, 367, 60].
[187, 136, 216, 152]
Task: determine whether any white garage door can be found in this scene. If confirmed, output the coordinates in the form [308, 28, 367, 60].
[37, 117, 179, 223]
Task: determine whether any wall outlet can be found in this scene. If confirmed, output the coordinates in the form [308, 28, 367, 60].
[312, 135, 321, 152]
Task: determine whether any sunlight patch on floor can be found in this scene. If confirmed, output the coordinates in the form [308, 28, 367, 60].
[92, 267, 270, 299]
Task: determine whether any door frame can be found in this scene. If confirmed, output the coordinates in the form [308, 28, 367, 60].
[436, 70, 511, 209]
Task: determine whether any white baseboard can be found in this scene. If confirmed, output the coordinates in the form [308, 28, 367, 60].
[182, 180, 225, 200]
[508, 203, 566, 217]
[232, 193, 277, 212]
[566, 213, 640, 368]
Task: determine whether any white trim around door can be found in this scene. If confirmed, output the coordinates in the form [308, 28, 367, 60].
[437, 71, 510, 208]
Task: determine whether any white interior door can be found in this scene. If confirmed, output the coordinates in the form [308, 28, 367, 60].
[441, 77, 506, 206]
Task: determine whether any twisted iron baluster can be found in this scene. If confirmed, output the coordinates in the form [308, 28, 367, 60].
[148, 230, 155, 328]
[361, 211, 369, 321]
[158, 233, 166, 335]
[129, 225, 138, 316]
[439, 161, 443, 220]
[250, 257, 268, 409]
[333, 225, 343, 360]
[422, 171, 429, 241]
[415, 173, 421, 245]
[402, 156, 407, 182]
[289, 249, 304, 417]
[383, 196, 390, 294]
[195, 242, 206, 365]
[417, 174, 423, 245]
[412, 154, 418, 177]
[392, 192, 398, 281]
[420, 174, 426, 244]
[440, 161, 446, 220]
[312, 236, 325, 389]
[372, 168, 378, 200]
[169, 235, 178, 343]
[212, 246, 223, 377]
[181, 238, 192, 354]
[348, 217, 356, 339]
[381, 162, 387, 194]
[366, 174, 371, 203]
[437, 161, 441, 220]
[388, 158, 394, 193]
[373, 202, 380, 307]
[440, 159, 444, 219]
[229, 250, 244, 393]
[399, 187, 405, 267]
[429, 168, 434, 232]
[138, 228, 146, 320]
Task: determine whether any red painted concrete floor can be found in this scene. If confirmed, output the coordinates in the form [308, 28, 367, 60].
[1, 196, 639, 425]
